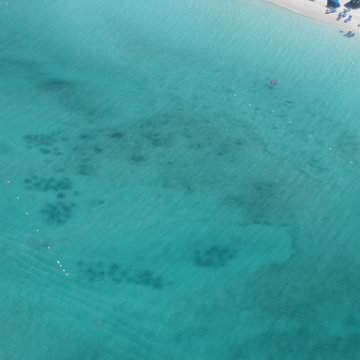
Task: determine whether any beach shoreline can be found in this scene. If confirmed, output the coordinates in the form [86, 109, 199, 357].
[265, 0, 360, 34]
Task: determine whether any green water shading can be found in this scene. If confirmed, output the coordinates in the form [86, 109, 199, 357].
[1, 0, 360, 359]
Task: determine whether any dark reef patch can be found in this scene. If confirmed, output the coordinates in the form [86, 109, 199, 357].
[130, 152, 147, 163]
[109, 131, 124, 140]
[24, 133, 57, 148]
[23, 132, 67, 156]
[79, 133, 94, 141]
[77, 161, 93, 176]
[40, 148, 50, 155]
[132, 270, 164, 289]
[93, 146, 103, 154]
[24, 176, 72, 192]
[57, 192, 66, 199]
[193, 246, 236, 268]
[39, 201, 75, 225]
[77, 261, 169, 289]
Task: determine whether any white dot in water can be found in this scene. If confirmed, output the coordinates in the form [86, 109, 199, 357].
[62, 269, 66, 272]
[65, 273, 69, 276]
[328, 147, 332, 150]
[7, 180, 11, 184]
[25, 212, 29, 216]
[36, 229, 40, 232]
[16, 196, 20, 200]
[56, 260, 60, 264]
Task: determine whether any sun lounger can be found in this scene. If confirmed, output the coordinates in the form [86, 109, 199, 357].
[344, 15, 353, 23]
[344, 31, 355, 38]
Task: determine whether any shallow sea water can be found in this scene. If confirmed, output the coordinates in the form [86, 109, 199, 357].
[1, 0, 360, 359]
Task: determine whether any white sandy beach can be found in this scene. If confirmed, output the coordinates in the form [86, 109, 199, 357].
[266, 0, 360, 33]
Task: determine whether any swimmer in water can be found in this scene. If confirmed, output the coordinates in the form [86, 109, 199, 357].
[270, 79, 278, 85]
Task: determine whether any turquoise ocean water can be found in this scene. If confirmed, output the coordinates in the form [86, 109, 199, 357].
[1, 0, 360, 358]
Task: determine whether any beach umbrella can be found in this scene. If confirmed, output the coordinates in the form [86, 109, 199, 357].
[327, 0, 341, 7]
[350, 0, 360, 7]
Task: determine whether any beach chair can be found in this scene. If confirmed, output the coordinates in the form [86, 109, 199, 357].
[344, 31, 355, 37]
[345, 15, 353, 23]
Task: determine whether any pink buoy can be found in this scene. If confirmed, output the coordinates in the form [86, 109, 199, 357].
[270, 79, 278, 85]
